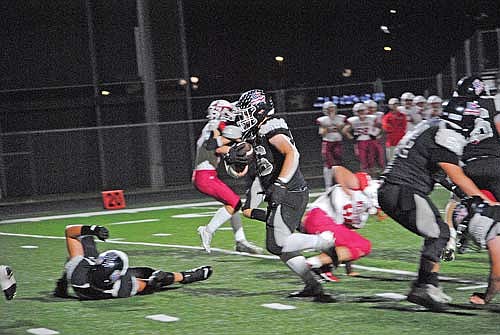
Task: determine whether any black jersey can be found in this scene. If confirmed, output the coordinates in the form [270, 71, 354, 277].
[382, 120, 466, 195]
[253, 117, 307, 191]
[67, 256, 137, 300]
[462, 97, 500, 161]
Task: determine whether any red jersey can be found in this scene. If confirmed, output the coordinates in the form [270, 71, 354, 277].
[382, 111, 407, 146]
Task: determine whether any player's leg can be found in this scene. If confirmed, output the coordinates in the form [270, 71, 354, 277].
[322, 141, 333, 190]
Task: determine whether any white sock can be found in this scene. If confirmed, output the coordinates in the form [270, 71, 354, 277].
[282, 233, 321, 253]
[323, 167, 333, 189]
[206, 207, 232, 234]
[306, 256, 323, 269]
[230, 214, 246, 242]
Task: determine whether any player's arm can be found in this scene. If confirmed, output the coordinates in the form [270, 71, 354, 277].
[331, 166, 359, 196]
[269, 133, 299, 183]
[341, 124, 354, 139]
[439, 163, 494, 203]
[65, 225, 109, 258]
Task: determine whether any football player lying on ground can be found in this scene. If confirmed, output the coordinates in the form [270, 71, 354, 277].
[451, 196, 500, 305]
[54, 224, 212, 300]
[301, 166, 378, 281]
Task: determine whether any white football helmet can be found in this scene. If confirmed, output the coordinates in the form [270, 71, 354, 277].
[207, 100, 234, 121]
[364, 99, 378, 109]
[322, 101, 336, 115]
[388, 98, 400, 105]
[400, 92, 415, 101]
[427, 95, 442, 104]
[413, 95, 426, 105]
[352, 102, 367, 115]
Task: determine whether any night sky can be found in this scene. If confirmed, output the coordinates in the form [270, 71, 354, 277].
[1, 0, 499, 95]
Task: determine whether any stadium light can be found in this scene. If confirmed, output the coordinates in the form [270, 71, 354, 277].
[389, 9, 397, 14]
[380, 25, 390, 34]
[275, 56, 284, 63]
[190, 76, 199, 84]
[101, 90, 110, 96]
[383, 46, 392, 51]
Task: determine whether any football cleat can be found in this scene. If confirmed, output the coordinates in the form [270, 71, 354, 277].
[406, 283, 451, 311]
[288, 282, 336, 303]
[180, 265, 213, 284]
[235, 240, 264, 254]
[0, 265, 17, 301]
[53, 277, 69, 298]
[197, 226, 213, 253]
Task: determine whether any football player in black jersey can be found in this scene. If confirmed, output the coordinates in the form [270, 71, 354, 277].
[54, 224, 212, 300]
[443, 77, 500, 257]
[378, 82, 497, 311]
[233, 89, 336, 302]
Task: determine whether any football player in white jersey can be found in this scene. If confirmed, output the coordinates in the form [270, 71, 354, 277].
[316, 101, 346, 189]
[342, 103, 379, 173]
[364, 99, 385, 174]
[398, 92, 422, 132]
[423, 95, 443, 120]
[302, 166, 379, 280]
[193, 100, 263, 254]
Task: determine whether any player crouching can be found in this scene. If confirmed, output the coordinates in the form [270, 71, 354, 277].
[54, 224, 212, 300]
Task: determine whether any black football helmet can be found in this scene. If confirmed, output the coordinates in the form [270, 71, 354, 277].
[96, 250, 129, 283]
[234, 89, 274, 135]
[455, 76, 488, 98]
[441, 97, 488, 137]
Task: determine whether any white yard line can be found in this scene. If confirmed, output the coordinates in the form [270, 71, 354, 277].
[108, 219, 160, 225]
[0, 231, 486, 285]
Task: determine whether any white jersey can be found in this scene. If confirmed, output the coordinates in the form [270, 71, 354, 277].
[194, 120, 221, 171]
[316, 115, 345, 142]
[310, 181, 380, 229]
[347, 115, 377, 141]
[398, 106, 422, 131]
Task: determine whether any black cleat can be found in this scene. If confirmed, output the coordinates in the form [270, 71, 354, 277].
[53, 278, 69, 298]
[288, 283, 336, 303]
[406, 284, 451, 312]
[180, 265, 213, 284]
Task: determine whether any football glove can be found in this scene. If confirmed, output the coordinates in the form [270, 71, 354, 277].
[266, 181, 288, 207]
[82, 225, 109, 241]
[225, 142, 250, 165]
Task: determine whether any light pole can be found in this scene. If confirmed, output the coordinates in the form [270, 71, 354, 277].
[275, 56, 285, 89]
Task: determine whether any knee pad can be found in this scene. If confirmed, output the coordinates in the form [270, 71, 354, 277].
[266, 243, 282, 256]
[129, 267, 155, 279]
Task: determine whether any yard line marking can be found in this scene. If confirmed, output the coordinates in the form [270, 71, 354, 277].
[152, 233, 172, 237]
[27, 328, 59, 335]
[0, 231, 487, 283]
[218, 227, 233, 231]
[20, 245, 39, 249]
[145, 314, 179, 322]
[108, 219, 160, 225]
[261, 303, 296, 310]
[375, 292, 407, 300]
[455, 284, 488, 291]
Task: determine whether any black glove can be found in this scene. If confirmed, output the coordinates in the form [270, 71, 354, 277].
[462, 196, 488, 216]
[266, 181, 288, 207]
[82, 225, 109, 241]
[225, 142, 249, 165]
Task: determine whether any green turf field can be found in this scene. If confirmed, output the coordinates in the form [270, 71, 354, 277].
[1, 188, 499, 335]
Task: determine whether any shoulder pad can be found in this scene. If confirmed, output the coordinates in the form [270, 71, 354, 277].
[337, 115, 346, 121]
[222, 125, 242, 140]
[259, 118, 289, 136]
[316, 116, 327, 124]
[435, 127, 467, 156]
[347, 116, 358, 124]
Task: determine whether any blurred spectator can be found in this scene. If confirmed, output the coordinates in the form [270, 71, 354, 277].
[398, 92, 421, 132]
[364, 100, 385, 174]
[424, 95, 443, 120]
[414, 95, 427, 120]
[382, 98, 407, 161]
[316, 102, 346, 190]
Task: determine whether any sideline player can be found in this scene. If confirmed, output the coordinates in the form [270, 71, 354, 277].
[301, 166, 379, 280]
[233, 89, 335, 302]
[193, 100, 263, 254]
[378, 86, 496, 311]
[54, 225, 212, 300]
[316, 101, 346, 189]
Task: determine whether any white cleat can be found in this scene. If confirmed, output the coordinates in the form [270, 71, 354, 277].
[197, 226, 212, 253]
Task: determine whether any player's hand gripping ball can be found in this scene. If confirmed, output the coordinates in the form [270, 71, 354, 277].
[224, 142, 253, 178]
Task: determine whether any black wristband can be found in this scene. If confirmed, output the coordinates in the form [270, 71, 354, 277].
[250, 209, 267, 222]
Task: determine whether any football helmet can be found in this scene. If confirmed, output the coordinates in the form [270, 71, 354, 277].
[364, 99, 378, 109]
[207, 99, 234, 121]
[234, 89, 274, 135]
[352, 102, 366, 115]
[427, 95, 442, 105]
[414, 95, 426, 105]
[455, 76, 488, 98]
[441, 97, 488, 137]
[400, 92, 415, 101]
[322, 101, 336, 115]
[388, 98, 400, 105]
[96, 250, 129, 283]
